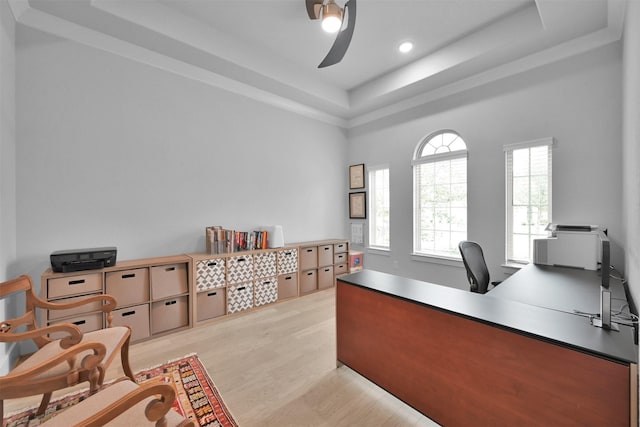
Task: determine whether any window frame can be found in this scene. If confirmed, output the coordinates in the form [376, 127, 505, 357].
[504, 137, 554, 265]
[412, 130, 468, 260]
[367, 164, 390, 251]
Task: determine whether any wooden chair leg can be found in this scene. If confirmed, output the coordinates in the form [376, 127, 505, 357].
[121, 334, 134, 381]
[1, 399, 4, 422]
[36, 392, 52, 416]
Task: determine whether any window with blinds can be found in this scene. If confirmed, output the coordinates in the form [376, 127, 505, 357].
[505, 138, 553, 263]
[413, 131, 467, 258]
[368, 166, 390, 249]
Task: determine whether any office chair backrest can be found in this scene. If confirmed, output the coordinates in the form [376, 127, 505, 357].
[458, 241, 491, 294]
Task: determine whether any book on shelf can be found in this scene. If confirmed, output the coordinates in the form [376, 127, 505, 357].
[205, 226, 269, 254]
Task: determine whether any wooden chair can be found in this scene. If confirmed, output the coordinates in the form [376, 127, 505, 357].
[0, 274, 134, 420]
[41, 378, 195, 426]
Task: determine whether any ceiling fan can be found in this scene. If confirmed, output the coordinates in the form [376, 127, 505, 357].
[305, 0, 357, 68]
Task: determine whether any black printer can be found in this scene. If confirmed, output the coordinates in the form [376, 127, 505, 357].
[50, 247, 117, 273]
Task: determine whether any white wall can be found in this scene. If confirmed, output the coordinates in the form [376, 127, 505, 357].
[0, 0, 17, 374]
[623, 2, 640, 315]
[16, 26, 348, 283]
[0, 0, 16, 278]
[347, 43, 623, 289]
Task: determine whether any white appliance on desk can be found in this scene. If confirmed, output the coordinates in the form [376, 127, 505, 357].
[533, 224, 604, 270]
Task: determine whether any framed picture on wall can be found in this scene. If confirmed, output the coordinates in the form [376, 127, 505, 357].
[349, 164, 365, 189]
[349, 192, 367, 219]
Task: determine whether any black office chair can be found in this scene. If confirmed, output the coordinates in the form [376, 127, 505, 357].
[458, 241, 500, 294]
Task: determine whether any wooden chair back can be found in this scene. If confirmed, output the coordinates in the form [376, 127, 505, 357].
[0, 275, 49, 347]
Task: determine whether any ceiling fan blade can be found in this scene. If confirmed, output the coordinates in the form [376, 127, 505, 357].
[306, 0, 323, 19]
[318, 0, 356, 68]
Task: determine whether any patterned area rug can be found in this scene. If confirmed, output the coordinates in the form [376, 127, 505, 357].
[3, 353, 238, 427]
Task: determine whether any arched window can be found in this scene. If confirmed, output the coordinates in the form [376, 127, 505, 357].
[413, 130, 467, 258]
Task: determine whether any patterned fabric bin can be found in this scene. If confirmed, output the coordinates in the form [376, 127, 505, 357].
[196, 258, 226, 292]
[277, 248, 298, 275]
[254, 252, 276, 279]
[254, 278, 277, 307]
[227, 255, 254, 285]
[227, 283, 254, 314]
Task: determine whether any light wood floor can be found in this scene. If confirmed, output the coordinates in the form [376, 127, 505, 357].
[5, 288, 440, 426]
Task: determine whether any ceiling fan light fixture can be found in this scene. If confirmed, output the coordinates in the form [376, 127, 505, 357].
[321, 1, 343, 33]
[306, 0, 356, 68]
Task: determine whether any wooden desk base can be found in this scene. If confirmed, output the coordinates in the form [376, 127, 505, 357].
[337, 280, 632, 427]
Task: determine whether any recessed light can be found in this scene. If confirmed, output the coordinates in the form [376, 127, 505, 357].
[398, 42, 413, 53]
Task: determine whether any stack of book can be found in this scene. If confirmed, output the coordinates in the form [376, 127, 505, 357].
[205, 226, 269, 254]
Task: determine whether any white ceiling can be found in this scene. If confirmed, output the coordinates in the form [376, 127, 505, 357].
[8, 0, 626, 128]
[157, 0, 531, 90]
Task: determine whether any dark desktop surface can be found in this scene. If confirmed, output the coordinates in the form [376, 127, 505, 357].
[338, 268, 638, 364]
[489, 263, 626, 317]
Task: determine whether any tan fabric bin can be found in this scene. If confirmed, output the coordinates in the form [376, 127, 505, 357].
[47, 273, 102, 299]
[300, 270, 317, 294]
[318, 265, 334, 289]
[334, 252, 347, 264]
[151, 296, 188, 334]
[299, 247, 318, 271]
[334, 242, 348, 253]
[47, 293, 103, 321]
[106, 268, 149, 307]
[150, 263, 188, 300]
[112, 304, 150, 342]
[48, 312, 102, 340]
[197, 289, 226, 322]
[277, 273, 298, 299]
[318, 245, 334, 267]
[335, 263, 348, 276]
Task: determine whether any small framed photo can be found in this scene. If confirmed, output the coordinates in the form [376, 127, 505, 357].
[349, 192, 367, 219]
[349, 164, 365, 189]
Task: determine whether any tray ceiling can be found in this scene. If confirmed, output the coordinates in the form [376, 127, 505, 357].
[8, 0, 625, 127]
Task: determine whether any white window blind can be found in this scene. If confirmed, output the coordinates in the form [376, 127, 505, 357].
[505, 138, 553, 263]
[368, 166, 390, 249]
[413, 131, 467, 258]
